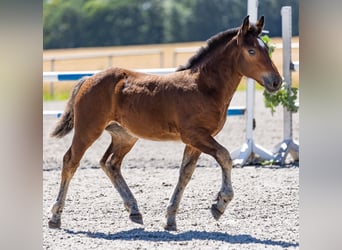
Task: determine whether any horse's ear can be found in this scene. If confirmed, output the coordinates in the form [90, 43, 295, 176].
[237, 15, 250, 45]
[256, 16, 265, 35]
[241, 15, 250, 35]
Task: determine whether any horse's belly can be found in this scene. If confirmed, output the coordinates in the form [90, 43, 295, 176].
[119, 119, 181, 141]
[127, 126, 181, 141]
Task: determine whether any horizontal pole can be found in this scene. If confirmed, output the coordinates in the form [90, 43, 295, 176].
[173, 47, 199, 53]
[43, 71, 99, 82]
[43, 68, 177, 82]
[44, 106, 246, 118]
[274, 42, 299, 49]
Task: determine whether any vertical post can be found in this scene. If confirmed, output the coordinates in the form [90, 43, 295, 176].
[247, 0, 258, 22]
[246, 0, 258, 141]
[232, 0, 275, 166]
[282, 6, 293, 141]
[273, 6, 299, 164]
[160, 51, 164, 68]
[281, 6, 292, 140]
[173, 51, 177, 67]
[245, 78, 255, 142]
[108, 55, 113, 67]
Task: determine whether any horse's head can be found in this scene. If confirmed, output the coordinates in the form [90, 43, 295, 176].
[234, 16, 282, 93]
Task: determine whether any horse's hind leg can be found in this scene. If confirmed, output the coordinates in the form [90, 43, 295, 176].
[165, 145, 201, 231]
[48, 129, 103, 228]
[100, 123, 142, 225]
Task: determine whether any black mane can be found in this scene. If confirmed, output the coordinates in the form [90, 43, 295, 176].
[176, 28, 239, 71]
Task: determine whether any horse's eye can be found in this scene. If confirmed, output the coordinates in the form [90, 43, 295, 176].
[248, 49, 256, 55]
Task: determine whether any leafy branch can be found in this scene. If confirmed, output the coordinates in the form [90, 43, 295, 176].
[263, 85, 298, 115]
[261, 35, 299, 115]
[261, 35, 275, 57]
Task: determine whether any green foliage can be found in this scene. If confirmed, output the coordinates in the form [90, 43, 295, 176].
[261, 35, 275, 57]
[163, 1, 194, 43]
[261, 35, 298, 115]
[43, 0, 299, 49]
[263, 85, 299, 115]
[185, 0, 246, 41]
[43, 91, 69, 101]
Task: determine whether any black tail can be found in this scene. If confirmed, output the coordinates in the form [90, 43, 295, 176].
[50, 77, 88, 138]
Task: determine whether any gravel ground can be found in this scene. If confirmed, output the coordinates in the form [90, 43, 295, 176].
[43, 90, 299, 249]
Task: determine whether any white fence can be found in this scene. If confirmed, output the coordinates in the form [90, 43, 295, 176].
[44, 49, 165, 69]
[44, 49, 165, 97]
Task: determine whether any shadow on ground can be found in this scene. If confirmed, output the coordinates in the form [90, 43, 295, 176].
[64, 228, 298, 248]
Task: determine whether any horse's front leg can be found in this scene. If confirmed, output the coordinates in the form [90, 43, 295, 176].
[210, 146, 234, 220]
[165, 145, 201, 231]
[183, 130, 234, 221]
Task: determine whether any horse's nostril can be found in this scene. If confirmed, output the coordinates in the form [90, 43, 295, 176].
[272, 79, 282, 90]
[273, 81, 278, 89]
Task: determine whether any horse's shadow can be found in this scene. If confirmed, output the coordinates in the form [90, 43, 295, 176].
[64, 228, 298, 248]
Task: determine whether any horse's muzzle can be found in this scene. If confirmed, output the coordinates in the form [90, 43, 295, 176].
[263, 74, 283, 93]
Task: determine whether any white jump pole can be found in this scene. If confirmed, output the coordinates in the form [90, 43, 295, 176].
[231, 0, 274, 166]
[273, 6, 299, 164]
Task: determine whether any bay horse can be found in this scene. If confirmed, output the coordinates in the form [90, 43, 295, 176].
[48, 16, 282, 231]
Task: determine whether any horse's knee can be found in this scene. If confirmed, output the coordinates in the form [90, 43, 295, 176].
[216, 147, 230, 160]
[215, 147, 232, 167]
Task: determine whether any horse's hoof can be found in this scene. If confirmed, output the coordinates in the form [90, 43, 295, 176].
[48, 219, 61, 229]
[164, 223, 177, 231]
[211, 204, 223, 220]
[129, 213, 143, 225]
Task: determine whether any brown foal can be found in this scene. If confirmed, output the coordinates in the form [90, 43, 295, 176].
[48, 16, 282, 231]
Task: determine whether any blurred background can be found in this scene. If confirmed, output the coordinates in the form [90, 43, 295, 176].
[43, 0, 299, 100]
[43, 0, 298, 49]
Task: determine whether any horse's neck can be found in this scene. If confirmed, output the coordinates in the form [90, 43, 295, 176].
[198, 45, 242, 105]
